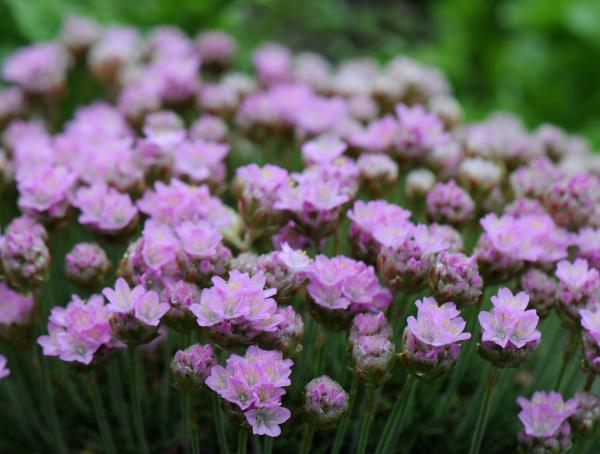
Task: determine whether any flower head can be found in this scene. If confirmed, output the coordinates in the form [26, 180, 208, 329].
[303, 375, 349, 429]
[517, 391, 577, 438]
[206, 345, 293, 437]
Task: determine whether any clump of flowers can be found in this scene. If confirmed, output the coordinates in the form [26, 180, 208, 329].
[426, 180, 475, 226]
[37, 294, 114, 365]
[189, 270, 282, 346]
[478, 288, 541, 368]
[103, 278, 169, 345]
[516, 391, 577, 453]
[400, 297, 471, 378]
[174, 221, 232, 286]
[305, 255, 392, 330]
[206, 345, 293, 437]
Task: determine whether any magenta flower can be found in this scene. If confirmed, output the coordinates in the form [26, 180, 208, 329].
[137, 179, 232, 229]
[72, 183, 138, 235]
[407, 297, 471, 347]
[575, 227, 600, 270]
[255, 244, 311, 303]
[205, 345, 293, 437]
[2, 42, 69, 94]
[393, 103, 449, 159]
[429, 251, 483, 308]
[37, 294, 113, 365]
[17, 164, 77, 222]
[520, 268, 558, 318]
[244, 406, 291, 437]
[253, 43, 292, 86]
[517, 391, 577, 438]
[0, 227, 50, 290]
[301, 134, 347, 165]
[349, 115, 397, 153]
[195, 30, 237, 67]
[103, 278, 168, 343]
[189, 270, 282, 345]
[543, 172, 600, 230]
[555, 258, 600, 328]
[175, 221, 231, 286]
[305, 255, 391, 329]
[0, 283, 34, 327]
[140, 221, 180, 271]
[426, 180, 475, 226]
[171, 343, 217, 392]
[0, 355, 10, 379]
[401, 296, 470, 378]
[347, 199, 411, 264]
[303, 375, 349, 429]
[174, 139, 229, 185]
[65, 242, 112, 289]
[189, 115, 228, 143]
[274, 176, 349, 243]
[478, 288, 541, 368]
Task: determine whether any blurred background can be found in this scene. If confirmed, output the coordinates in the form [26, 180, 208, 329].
[1, 0, 600, 146]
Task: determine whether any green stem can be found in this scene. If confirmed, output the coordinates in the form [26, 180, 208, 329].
[331, 375, 360, 454]
[89, 373, 116, 454]
[434, 305, 479, 421]
[555, 333, 577, 389]
[300, 423, 315, 454]
[356, 387, 377, 454]
[374, 374, 415, 454]
[128, 347, 149, 454]
[468, 367, 498, 454]
[40, 354, 68, 454]
[107, 361, 134, 448]
[263, 436, 273, 454]
[212, 394, 229, 454]
[237, 428, 248, 454]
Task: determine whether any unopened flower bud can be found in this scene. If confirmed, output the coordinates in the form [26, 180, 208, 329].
[0, 229, 50, 290]
[171, 343, 216, 393]
[65, 242, 112, 290]
[303, 375, 349, 429]
[429, 251, 482, 309]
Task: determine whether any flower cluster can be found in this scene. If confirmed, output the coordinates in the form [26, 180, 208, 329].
[555, 259, 600, 329]
[517, 391, 577, 453]
[305, 255, 392, 330]
[401, 297, 471, 378]
[190, 270, 281, 346]
[103, 278, 169, 345]
[478, 288, 541, 368]
[37, 294, 114, 365]
[170, 343, 217, 393]
[206, 346, 293, 437]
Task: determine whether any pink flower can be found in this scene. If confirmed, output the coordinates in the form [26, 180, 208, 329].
[37, 294, 112, 365]
[0, 283, 34, 326]
[140, 221, 179, 271]
[175, 221, 223, 258]
[174, 140, 229, 184]
[2, 42, 69, 93]
[394, 103, 449, 159]
[517, 391, 577, 438]
[206, 346, 293, 437]
[301, 134, 347, 165]
[72, 183, 138, 234]
[580, 308, 600, 345]
[478, 288, 540, 349]
[190, 270, 281, 343]
[133, 291, 169, 327]
[407, 297, 471, 347]
[555, 259, 599, 290]
[244, 406, 291, 437]
[103, 278, 145, 313]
